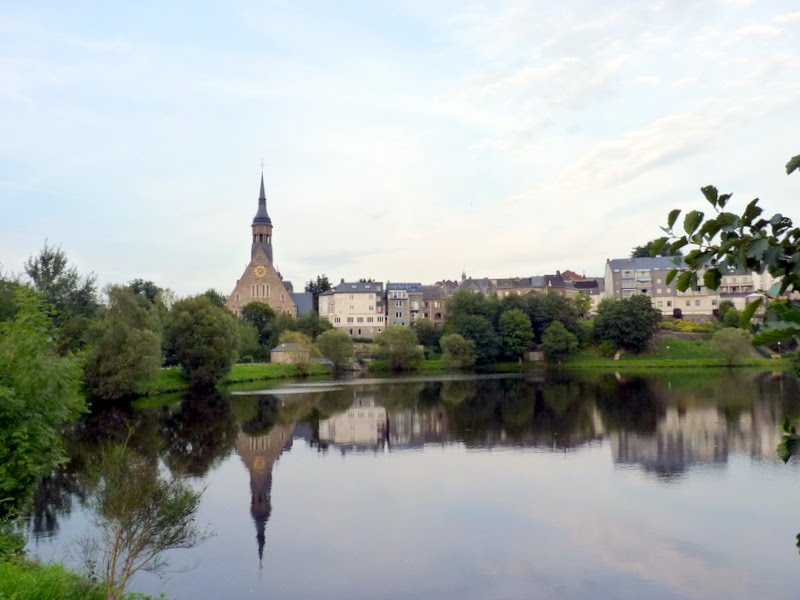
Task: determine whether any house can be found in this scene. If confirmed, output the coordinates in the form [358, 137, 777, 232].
[386, 282, 424, 327]
[422, 285, 448, 326]
[270, 342, 310, 364]
[318, 280, 385, 339]
[572, 278, 606, 313]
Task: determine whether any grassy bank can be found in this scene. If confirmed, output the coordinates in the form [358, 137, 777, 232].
[153, 362, 332, 395]
[565, 338, 790, 370]
[0, 560, 158, 600]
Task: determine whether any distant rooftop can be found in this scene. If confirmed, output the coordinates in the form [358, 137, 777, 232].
[387, 282, 423, 292]
[334, 281, 384, 293]
[606, 257, 685, 271]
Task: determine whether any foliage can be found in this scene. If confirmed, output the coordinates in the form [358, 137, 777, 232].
[236, 320, 261, 363]
[81, 442, 209, 599]
[0, 269, 24, 322]
[128, 279, 162, 305]
[722, 307, 741, 328]
[440, 333, 477, 368]
[594, 295, 662, 353]
[304, 274, 332, 312]
[660, 318, 719, 334]
[777, 418, 800, 464]
[0, 289, 85, 516]
[717, 299, 735, 320]
[710, 328, 752, 367]
[414, 318, 442, 349]
[85, 286, 162, 399]
[526, 294, 582, 343]
[446, 290, 499, 323]
[541, 320, 579, 361]
[295, 312, 332, 339]
[241, 301, 276, 333]
[373, 325, 422, 371]
[316, 329, 354, 370]
[165, 295, 239, 389]
[24, 242, 99, 353]
[276, 331, 318, 375]
[574, 292, 592, 318]
[445, 314, 500, 364]
[202, 288, 227, 309]
[630, 240, 682, 258]
[499, 309, 533, 359]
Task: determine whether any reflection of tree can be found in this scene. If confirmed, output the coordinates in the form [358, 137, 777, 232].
[440, 380, 477, 407]
[536, 380, 597, 447]
[499, 381, 535, 435]
[375, 382, 425, 410]
[26, 470, 84, 540]
[162, 392, 238, 478]
[446, 381, 500, 442]
[595, 375, 665, 435]
[239, 396, 280, 436]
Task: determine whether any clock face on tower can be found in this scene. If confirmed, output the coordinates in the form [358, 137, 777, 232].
[254, 265, 267, 278]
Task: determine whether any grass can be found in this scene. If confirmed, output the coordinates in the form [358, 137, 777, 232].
[150, 362, 332, 395]
[0, 560, 159, 600]
[566, 338, 791, 370]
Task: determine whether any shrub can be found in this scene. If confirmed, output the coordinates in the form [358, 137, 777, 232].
[710, 328, 753, 367]
[440, 333, 477, 368]
[374, 326, 422, 371]
[541, 320, 579, 361]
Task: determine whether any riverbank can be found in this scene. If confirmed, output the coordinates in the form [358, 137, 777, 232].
[154, 362, 332, 394]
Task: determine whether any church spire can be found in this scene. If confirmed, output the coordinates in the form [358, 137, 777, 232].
[252, 172, 272, 226]
[251, 172, 274, 262]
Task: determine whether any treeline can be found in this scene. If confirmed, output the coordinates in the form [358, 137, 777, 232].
[0, 243, 333, 400]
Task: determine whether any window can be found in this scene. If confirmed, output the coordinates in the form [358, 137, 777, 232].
[656, 278, 662, 284]
[695, 300, 700, 306]
[378, 316, 384, 322]
[712, 299, 718, 306]
[395, 300, 402, 307]
[667, 301, 672, 307]
[350, 295, 354, 300]
[347, 317, 353, 323]
[395, 311, 402, 318]
[434, 301, 440, 308]
[358, 329, 362, 336]
[357, 317, 364, 323]
[685, 300, 691, 306]
[367, 317, 373, 323]
[657, 288, 662, 294]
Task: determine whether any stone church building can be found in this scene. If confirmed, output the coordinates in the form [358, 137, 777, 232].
[226, 175, 304, 317]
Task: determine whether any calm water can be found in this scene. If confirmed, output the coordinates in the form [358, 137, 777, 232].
[25, 370, 800, 600]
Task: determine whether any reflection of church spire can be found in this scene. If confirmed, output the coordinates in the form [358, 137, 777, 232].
[235, 425, 294, 565]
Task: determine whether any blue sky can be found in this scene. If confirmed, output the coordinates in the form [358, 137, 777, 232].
[2, 0, 799, 296]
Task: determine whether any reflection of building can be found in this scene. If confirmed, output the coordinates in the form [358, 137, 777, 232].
[235, 425, 294, 563]
[318, 396, 388, 450]
[388, 407, 450, 448]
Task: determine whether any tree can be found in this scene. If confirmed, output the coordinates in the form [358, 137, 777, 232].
[316, 329, 354, 370]
[414, 318, 442, 350]
[81, 442, 209, 599]
[717, 299, 735, 321]
[295, 312, 332, 339]
[374, 325, 422, 371]
[710, 328, 752, 367]
[540, 320, 579, 362]
[236, 320, 261, 363]
[305, 274, 332, 312]
[630, 240, 682, 258]
[574, 292, 592, 318]
[499, 309, 533, 360]
[203, 289, 227, 309]
[128, 279, 162, 304]
[0, 267, 24, 322]
[0, 289, 85, 515]
[594, 295, 661, 353]
[722, 307, 741, 328]
[445, 290, 499, 323]
[24, 242, 99, 352]
[440, 333, 476, 369]
[165, 295, 239, 389]
[526, 294, 582, 343]
[445, 314, 500, 364]
[85, 286, 162, 400]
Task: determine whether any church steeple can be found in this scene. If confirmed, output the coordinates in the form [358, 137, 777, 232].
[251, 173, 273, 262]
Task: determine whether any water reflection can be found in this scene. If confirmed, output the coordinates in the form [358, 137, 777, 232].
[25, 370, 800, 599]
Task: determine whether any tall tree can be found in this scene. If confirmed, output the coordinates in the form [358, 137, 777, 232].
[165, 295, 239, 389]
[445, 314, 500, 364]
[540, 320, 579, 362]
[316, 329, 354, 371]
[203, 289, 227, 309]
[594, 295, 661, 353]
[499, 309, 533, 360]
[305, 274, 332, 312]
[85, 286, 162, 400]
[374, 325, 422, 371]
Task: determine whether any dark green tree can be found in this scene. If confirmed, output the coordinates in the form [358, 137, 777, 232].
[0, 289, 85, 515]
[0, 271, 24, 323]
[594, 295, 661, 353]
[295, 312, 332, 339]
[316, 329, 354, 370]
[440, 333, 476, 368]
[710, 328, 752, 367]
[85, 286, 162, 400]
[540, 320, 579, 362]
[722, 307, 742, 328]
[305, 274, 332, 312]
[24, 242, 99, 353]
[499, 309, 533, 359]
[631, 241, 683, 258]
[202, 288, 227, 309]
[445, 290, 499, 323]
[128, 279, 163, 304]
[414, 318, 442, 350]
[374, 325, 422, 371]
[445, 314, 500, 363]
[165, 295, 239, 389]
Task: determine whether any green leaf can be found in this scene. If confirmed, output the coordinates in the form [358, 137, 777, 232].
[667, 209, 681, 230]
[669, 238, 688, 255]
[675, 271, 693, 292]
[786, 154, 800, 176]
[703, 268, 722, 290]
[701, 185, 718, 208]
[649, 237, 669, 257]
[767, 282, 782, 297]
[742, 198, 763, 225]
[776, 434, 800, 463]
[683, 210, 704, 236]
[770, 303, 800, 324]
[739, 297, 763, 327]
[717, 193, 732, 209]
[666, 269, 679, 286]
[746, 238, 769, 260]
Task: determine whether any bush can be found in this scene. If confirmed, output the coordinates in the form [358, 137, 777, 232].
[374, 326, 422, 371]
[540, 320, 579, 361]
[598, 340, 617, 357]
[316, 329, 354, 370]
[722, 308, 741, 328]
[594, 295, 661, 353]
[710, 328, 753, 367]
[445, 314, 500, 363]
[440, 333, 477, 368]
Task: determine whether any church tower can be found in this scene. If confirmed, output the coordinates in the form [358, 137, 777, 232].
[226, 174, 297, 317]
[251, 174, 273, 262]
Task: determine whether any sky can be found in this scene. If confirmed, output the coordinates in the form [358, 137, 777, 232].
[1, 0, 799, 297]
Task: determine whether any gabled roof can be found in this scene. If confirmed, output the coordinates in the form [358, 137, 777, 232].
[290, 292, 314, 316]
[333, 281, 384, 293]
[387, 282, 423, 292]
[606, 257, 685, 270]
[271, 342, 308, 353]
[422, 285, 447, 300]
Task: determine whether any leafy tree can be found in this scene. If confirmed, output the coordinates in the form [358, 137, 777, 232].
[0, 289, 85, 515]
[85, 286, 162, 400]
[236, 320, 261, 363]
[710, 328, 752, 367]
[526, 294, 582, 343]
[305, 274, 332, 312]
[414, 318, 442, 350]
[203, 288, 227, 309]
[541, 320, 579, 362]
[0, 268, 24, 322]
[374, 325, 422, 371]
[574, 292, 592, 318]
[594, 295, 661, 353]
[440, 333, 476, 368]
[128, 279, 162, 304]
[24, 242, 99, 352]
[165, 295, 239, 389]
[445, 314, 500, 363]
[316, 329, 354, 370]
[630, 240, 682, 258]
[499, 309, 533, 360]
[717, 299, 735, 320]
[242, 301, 276, 334]
[81, 442, 209, 599]
[295, 312, 332, 339]
[446, 290, 499, 323]
[722, 307, 741, 328]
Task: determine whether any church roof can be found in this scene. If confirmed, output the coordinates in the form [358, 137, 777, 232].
[252, 173, 272, 226]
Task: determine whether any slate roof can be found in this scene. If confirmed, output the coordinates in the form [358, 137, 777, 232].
[252, 173, 272, 226]
[271, 342, 308, 353]
[290, 292, 314, 316]
[455, 277, 495, 295]
[334, 281, 384, 293]
[387, 282, 423, 292]
[494, 277, 535, 290]
[606, 257, 685, 271]
[422, 285, 447, 301]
